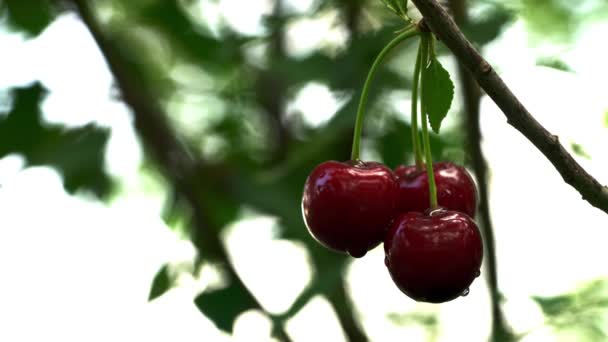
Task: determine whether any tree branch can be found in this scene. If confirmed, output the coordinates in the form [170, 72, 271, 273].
[71, 1, 292, 341]
[411, 0, 608, 214]
[448, 1, 514, 340]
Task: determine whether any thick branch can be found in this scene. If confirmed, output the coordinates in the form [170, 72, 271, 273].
[411, 0, 608, 214]
[71, 1, 292, 341]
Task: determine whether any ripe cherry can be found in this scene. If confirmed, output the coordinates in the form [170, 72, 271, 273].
[302, 160, 399, 258]
[384, 208, 483, 303]
[395, 162, 477, 218]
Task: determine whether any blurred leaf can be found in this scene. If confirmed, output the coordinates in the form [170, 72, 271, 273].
[387, 312, 438, 326]
[604, 111, 608, 128]
[378, 116, 411, 168]
[531, 279, 608, 338]
[423, 56, 454, 134]
[201, 189, 241, 231]
[520, 0, 577, 42]
[571, 142, 591, 160]
[464, 7, 514, 46]
[135, 1, 246, 73]
[532, 295, 575, 316]
[0, 83, 111, 197]
[194, 277, 258, 333]
[0, 0, 54, 36]
[280, 257, 346, 319]
[149, 265, 172, 301]
[537, 57, 573, 72]
[161, 189, 187, 228]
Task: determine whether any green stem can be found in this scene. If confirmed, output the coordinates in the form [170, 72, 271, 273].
[430, 33, 437, 58]
[351, 26, 419, 161]
[396, 0, 408, 19]
[420, 32, 438, 209]
[411, 41, 424, 169]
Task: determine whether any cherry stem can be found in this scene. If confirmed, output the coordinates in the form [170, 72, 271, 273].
[420, 32, 439, 209]
[351, 26, 419, 161]
[411, 40, 424, 170]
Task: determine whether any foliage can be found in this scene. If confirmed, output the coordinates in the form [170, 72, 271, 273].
[422, 53, 454, 134]
[149, 264, 172, 301]
[1, 0, 606, 341]
[530, 280, 608, 340]
[0, 83, 111, 197]
[570, 142, 591, 160]
[0, 0, 54, 36]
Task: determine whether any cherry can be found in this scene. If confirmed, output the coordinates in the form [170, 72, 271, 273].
[395, 161, 477, 218]
[302, 160, 399, 258]
[384, 208, 483, 303]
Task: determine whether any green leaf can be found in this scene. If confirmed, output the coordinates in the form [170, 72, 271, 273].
[149, 265, 172, 301]
[0, 83, 112, 197]
[422, 57, 454, 134]
[387, 312, 438, 327]
[463, 7, 513, 46]
[0, 0, 54, 37]
[194, 278, 258, 333]
[532, 295, 574, 316]
[532, 280, 608, 325]
[537, 57, 573, 72]
[604, 110, 608, 128]
[378, 117, 411, 168]
[571, 142, 591, 159]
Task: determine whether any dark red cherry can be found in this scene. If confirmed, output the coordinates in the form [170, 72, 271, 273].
[395, 162, 477, 217]
[302, 160, 399, 258]
[384, 208, 483, 303]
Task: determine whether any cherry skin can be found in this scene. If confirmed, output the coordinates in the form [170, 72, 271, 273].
[384, 208, 483, 303]
[302, 160, 399, 258]
[395, 161, 477, 218]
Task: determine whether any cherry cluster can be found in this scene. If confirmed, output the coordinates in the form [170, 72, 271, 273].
[301, 21, 484, 303]
[302, 160, 482, 303]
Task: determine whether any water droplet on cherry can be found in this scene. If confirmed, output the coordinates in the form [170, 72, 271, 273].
[461, 288, 470, 297]
[475, 270, 481, 278]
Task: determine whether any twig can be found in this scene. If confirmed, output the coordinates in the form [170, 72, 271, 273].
[410, 0, 608, 214]
[71, 1, 292, 341]
[447, 1, 513, 341]
[329, 280, 369, 342]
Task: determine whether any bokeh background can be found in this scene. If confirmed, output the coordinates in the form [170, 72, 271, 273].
[1, 0, 608, 341]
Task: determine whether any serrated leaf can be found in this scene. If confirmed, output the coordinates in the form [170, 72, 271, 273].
[194, 279, 258, 333]
[149, 265, 172, 301]
[422, 57, 454, 134]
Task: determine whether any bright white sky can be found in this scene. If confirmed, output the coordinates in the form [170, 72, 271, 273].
[1, 1, 608, 341]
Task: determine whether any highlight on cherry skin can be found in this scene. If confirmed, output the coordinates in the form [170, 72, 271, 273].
[395, 161, 478, 218]
[384, 208, 483, 303]
[301, 160, 399, 258]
